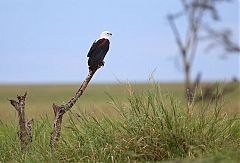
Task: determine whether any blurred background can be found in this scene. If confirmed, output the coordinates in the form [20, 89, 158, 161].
[0, 0, 239, 84]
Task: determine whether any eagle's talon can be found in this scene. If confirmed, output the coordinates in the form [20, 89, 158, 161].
[98, 61, 105, 68]
[101, 61, 105, 66]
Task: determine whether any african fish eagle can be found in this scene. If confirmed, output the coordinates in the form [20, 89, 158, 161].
[87, 31, 112, 71]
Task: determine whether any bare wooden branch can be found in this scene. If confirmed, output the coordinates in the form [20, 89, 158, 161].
[205, 27, 240, 54]
[50, 69, 97, 151]
[167, 15, 185, 55]
[9, 92, 33, 151]
[50, 104, 65, 150]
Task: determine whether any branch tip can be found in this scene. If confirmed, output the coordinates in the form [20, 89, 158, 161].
[24, 92, 27, 98]
[9, 99, 19, 109]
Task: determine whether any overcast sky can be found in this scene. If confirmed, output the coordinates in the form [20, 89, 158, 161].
[0, 0, 239, 84]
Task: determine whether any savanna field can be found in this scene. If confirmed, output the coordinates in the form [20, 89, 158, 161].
[0, 83, 239, 162]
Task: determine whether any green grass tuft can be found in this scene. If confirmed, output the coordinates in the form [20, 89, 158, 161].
[0, 85, 239, 162]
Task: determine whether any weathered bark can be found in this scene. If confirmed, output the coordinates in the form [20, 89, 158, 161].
[9, 92, 33, 151]
[50, 104, 65, 150]
[50, 69, 97, 151]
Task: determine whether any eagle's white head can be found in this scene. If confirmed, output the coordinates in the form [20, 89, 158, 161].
[98, 31, 112, 40]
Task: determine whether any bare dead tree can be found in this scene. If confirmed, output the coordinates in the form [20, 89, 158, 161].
[9, 92, 33, 151]
[167, 0, 239, 101]
[50, 68, 99, 151]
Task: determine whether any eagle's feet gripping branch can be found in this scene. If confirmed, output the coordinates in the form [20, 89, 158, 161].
[95, 61, 105, 70]
[100, 61, 105, 67]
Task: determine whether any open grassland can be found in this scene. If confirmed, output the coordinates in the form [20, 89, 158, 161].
[0, 83, 239, 162]
[0, 83, 239, 122]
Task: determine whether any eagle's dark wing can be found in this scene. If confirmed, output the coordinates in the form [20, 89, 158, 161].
[87, 41, 97, 57]
[87, 39, 109, 57]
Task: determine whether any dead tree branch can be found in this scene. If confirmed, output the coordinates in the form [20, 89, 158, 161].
[50, 69, 97, 151]
[9, 92, 33, 151]
[204, 27, 240, 54]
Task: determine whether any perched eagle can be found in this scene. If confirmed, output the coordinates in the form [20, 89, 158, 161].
[87, 31, 112, 71]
